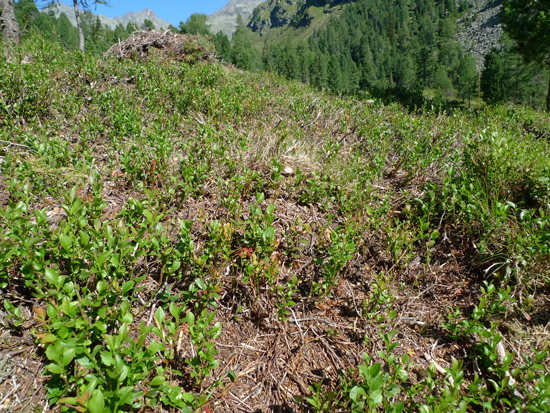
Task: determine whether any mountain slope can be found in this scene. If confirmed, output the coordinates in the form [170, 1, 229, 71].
[456, 0, 503, 69]
[207, 0, 264, 37]
[43, 2, 172, 30]
[2, 34, 550, 413]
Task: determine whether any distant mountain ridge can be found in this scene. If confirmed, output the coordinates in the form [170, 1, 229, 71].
[207, 0, 264, 37]
[42, 2, 172, 30]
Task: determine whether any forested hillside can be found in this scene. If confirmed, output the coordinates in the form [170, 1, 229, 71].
[14, 0, 177, 56]
[8, 0, 549, 109]
[209, 0, 548, 110]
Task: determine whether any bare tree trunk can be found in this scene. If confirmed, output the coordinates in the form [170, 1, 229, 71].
[73, 0, 85, 52]
[0, 0, 21, 46]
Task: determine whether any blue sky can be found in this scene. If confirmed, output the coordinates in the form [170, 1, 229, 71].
[62, 0, 229, 27]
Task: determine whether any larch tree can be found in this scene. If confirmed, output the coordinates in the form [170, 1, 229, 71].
[179, 13, 211, 36]
[500, 0, 550, 111]
[0, 0, 21, 46]
[481, 48, 506, 105]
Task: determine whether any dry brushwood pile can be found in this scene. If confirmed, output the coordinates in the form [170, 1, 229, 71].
[106, 30, 214, 63]
[1, 37, 550, 413]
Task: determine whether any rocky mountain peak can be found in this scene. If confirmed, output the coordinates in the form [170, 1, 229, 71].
[42, 2, 172, 31]
[207, 0, 265, 37]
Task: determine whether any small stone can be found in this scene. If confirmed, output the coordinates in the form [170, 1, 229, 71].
[282, 166, 294, 176]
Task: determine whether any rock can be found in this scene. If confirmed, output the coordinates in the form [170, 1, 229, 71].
[282, 166, 295, 176]
[455, 0, 503, 70]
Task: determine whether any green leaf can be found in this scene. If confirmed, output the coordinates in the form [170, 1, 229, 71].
[97, 251, 110, 268]
[40, 333, 57, 344]
[117, 386, 134, 406]
[170, 260, 181, 273]
[368, 389, 383, 408]
[263, 226, 275, 242]
[88, 389, 104, 413]
[45, 363, 63, 375]
[148, 340, 163, 353]
[195, 278, 206, 290]
[371, 371, 384, 391]
[143, 210, 153, 223]
[76, 356, 95, 369]
[96, 281, 107, 293]
[155, 306, 166, 324]
[118, 323, 129, 341]
[80, 231, 90, 246]
[46, 343, 61, 362]
[349, 385, 366, 402]
[45, 268, 59, 286]
[110, 253, 120, 267]
[150, 375, 165, 386]
[58, 397, 78, 406]
[122, 312, 133, 325]
[118, 364, 129, 382]
[100, 352, 115, 366]
[122, 281, 134, 295]
[169, 302, 182, 319]
[59, 233, 72, 251]
[62, 348, 76, 366]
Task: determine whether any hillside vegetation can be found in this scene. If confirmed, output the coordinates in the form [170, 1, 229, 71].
[210, 0, 548, 111]
[1, 35, 550, 412]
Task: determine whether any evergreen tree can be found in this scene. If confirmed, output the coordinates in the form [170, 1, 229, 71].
[310, 52, 328, 88]
[434, 66, 454, 99]
[213, 31, 231, 61]
[231, 16, 259, 71]
[395, 54, 416, 89]
[327, 54, 343, 92]
[141, 19, 155, 31]
[56, 12, 78, 50]
[456, 54, 477, 107]
[500, 0, 550, 111]
[113, 23, 130, 43]
[179, 13, 211, 36]
[480, 48, 506, 104]
[44, 0, 110, 52]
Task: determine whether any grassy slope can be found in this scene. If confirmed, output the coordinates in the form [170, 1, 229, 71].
[1, 36, 550, 412]
[247, 1, 345, 48]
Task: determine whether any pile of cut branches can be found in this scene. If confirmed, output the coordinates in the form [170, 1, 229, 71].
[105, 29, 214, 63]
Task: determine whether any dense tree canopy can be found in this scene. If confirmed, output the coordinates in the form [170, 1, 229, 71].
[15, 0, 136, 55]
[481, 49, 506, 105]
[501, 0, 550, 111]
[179, 13, 211, 36]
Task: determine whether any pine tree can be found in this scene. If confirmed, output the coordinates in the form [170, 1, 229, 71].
[456, 54, 477, 107]
[327, 54, 343, 92]
[213, 31, 231, 61]
[500, 0, 550, 111]
[179, 13, 211, 36]
[480, 49, 506, 105]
